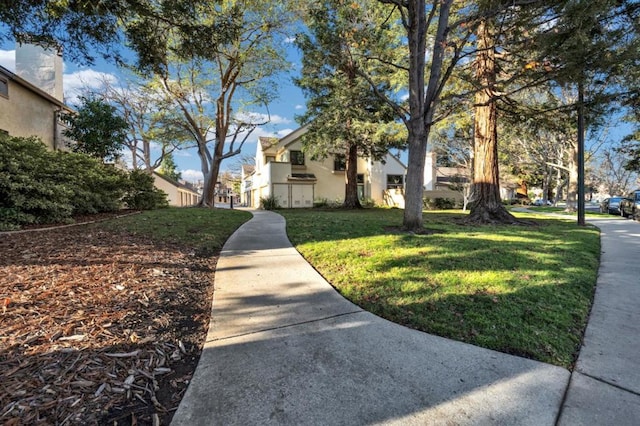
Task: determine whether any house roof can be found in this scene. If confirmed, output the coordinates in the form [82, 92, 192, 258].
[259, 137, 279, 150]
[153, 172, 200, 195]
[385, 151, 407, 170]
[275, 125, 407, 172]
[278, 124, 310, 149]
[0, 64, 71, 112]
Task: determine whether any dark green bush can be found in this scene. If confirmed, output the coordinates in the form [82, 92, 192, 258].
[0, 135, 74, 225]
[423, 197, 458, 210]
[259, 194, 280, 210]
[49, 151, 128, 214]
[0, 134, 161, 230]
[122, 170, 169, 210]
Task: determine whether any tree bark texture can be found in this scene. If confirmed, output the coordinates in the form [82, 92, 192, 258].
[565, 141, 578, 212]
[467, 19, 516, 224]
[402, 0, 428, 231]
[401, 0, 453, 230]
[343, 142, 362, 209]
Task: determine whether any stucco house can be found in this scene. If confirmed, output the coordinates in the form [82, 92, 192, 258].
[241, 126, 408, 208]
[0, 61, 72, 150]
[153, 172, 201, 207]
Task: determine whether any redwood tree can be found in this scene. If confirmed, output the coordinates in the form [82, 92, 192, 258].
[467, 17, 516, 223]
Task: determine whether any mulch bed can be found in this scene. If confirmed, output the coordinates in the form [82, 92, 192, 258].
[0, 221, 217, 425]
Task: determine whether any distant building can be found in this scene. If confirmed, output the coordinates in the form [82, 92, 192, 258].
[153, 173, 201, 207]
[241, 126, 407, 208]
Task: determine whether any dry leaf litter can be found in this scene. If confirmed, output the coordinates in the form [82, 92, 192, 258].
[1, 222, 216, 425]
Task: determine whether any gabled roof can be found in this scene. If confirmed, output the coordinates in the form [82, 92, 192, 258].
[278, 124, 310, 149]
[259, 136, 279, 150]
[0, 64, 71, 111]
[385, 151, 407, 170]
[153, 172, 200, 195]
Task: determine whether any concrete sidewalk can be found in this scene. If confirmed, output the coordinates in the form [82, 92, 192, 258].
[171, 211, 638, 425]
[557, 216, 640, 425]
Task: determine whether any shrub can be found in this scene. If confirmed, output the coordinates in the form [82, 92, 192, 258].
[0, 134, 155, 230]
[51, 151, 128, 214]
[423, 197, 457, 210]
[0, 135, 74, 226]
[360, 197, 376, 208]
[313, 198, 330, 208]
[122, 170, 169, 210]
[0, 208, 34, 231]
[260, 194, 280, 210]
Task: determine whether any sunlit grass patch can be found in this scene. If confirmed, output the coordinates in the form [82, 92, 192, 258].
[280, 208, 599, 368]
[95, 207, 252, 255]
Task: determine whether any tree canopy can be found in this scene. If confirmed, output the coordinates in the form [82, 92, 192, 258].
[63, 96, 128, 162]
[295, 0, 405, 208]
[0, 0, 238, 68]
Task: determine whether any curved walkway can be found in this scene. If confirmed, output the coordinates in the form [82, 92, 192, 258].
[171, 211, 639, 425]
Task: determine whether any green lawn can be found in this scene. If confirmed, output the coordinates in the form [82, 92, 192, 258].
[526, 206, 611, 217]
[94, 207, 252, 255]
[279, 208, 600, 368]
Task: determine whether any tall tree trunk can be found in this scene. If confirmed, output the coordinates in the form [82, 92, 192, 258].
[343, 142, 362, 208]
[195, 131, 216, 207]
[402, 0, 428, 231]
[554, 154, 564, 205]
[200, 93, 230, 207]
[468, 18, 515, 224]
[402, 0, 453, 230]
[404, 119, 427, 228]
[542, 167, 550, 203]
[565, 141, 578, 212]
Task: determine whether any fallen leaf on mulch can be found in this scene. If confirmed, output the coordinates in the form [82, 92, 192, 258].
[0, 223, 216, 425]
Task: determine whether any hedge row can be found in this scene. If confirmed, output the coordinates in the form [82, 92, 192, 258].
[0, 134, 167, 230]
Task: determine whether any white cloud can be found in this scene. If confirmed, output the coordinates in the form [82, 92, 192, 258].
[284, 36, 296, 44]
[181, 169, 204, 183]
[0, 50, 15, 71]
[63, 69, 118, 105]
[174, 150, 194, 158]
[235, 111, 291, 125]
[295, 104, 304, 110]
[0, 50, 118, 106]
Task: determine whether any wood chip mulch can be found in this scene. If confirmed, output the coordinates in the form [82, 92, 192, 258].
[0, 222, 217, 425]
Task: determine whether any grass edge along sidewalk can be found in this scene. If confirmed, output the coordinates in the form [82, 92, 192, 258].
[280, 208, 600, 369]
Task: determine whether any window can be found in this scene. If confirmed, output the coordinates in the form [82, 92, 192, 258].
[266, 155, 275, 163]
[386, 174, 404, 189]
[290, 150, 305, 166]
[0, 77, 8, 98]
[334, 154, 346, 171]
[357, 174, 365, 199]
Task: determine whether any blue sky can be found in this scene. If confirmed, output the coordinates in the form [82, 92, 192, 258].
[1, 37, 634, 185]
[0, 39, 308, 183]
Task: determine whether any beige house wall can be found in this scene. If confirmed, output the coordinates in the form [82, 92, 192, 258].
[0, 73, 65, 149]
[153, 174, 201, 207]
[279, 139, 377, 203]
[242, 126, 411, 209]
[370, 155, 406, 205]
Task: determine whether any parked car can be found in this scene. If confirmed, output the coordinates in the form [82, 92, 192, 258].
[533, 198, 553, 206]
[619, 190, 640, 220]
[600, 196, 624, 214]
